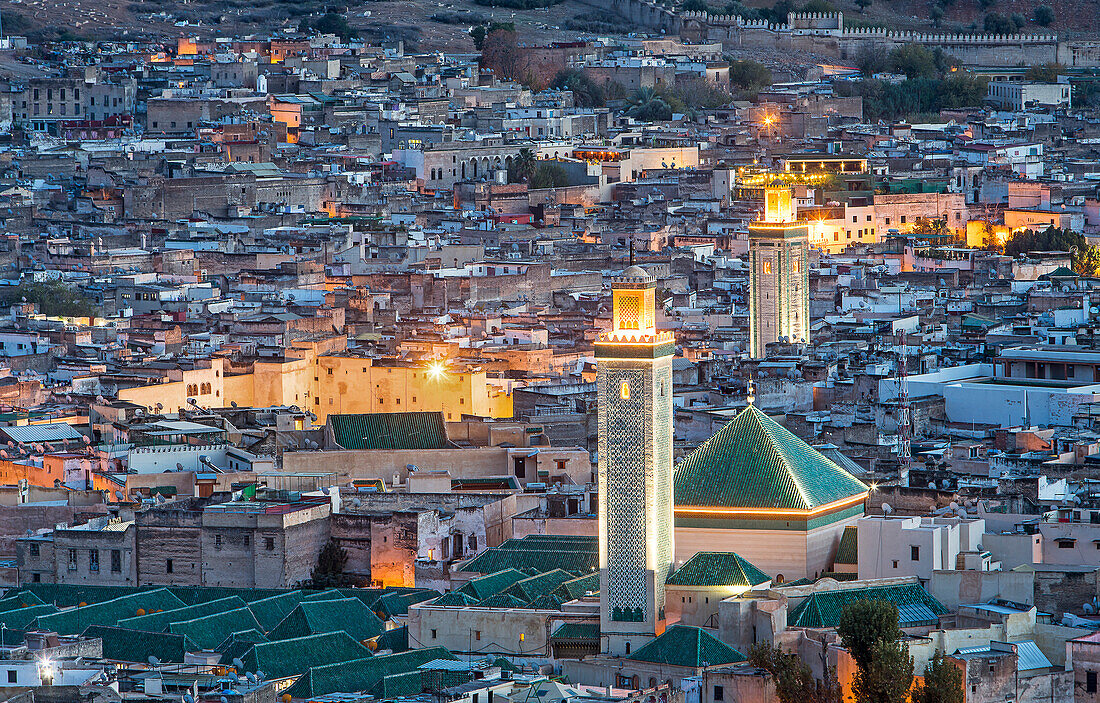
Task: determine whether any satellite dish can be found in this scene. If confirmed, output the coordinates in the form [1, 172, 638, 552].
[148, 656, 160, 665]
[882, 503, 894, 514]
[176, 463, 184, 471]
[232, 658, 245, 671]
[256, 671, 264, 680]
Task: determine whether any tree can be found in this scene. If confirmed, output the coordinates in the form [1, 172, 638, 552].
[729, 59, 773, 90]
[930, 6, 943, 27]
[480, 26, 521, 80]
[749, 642, 843, 703]
[626, 87, 673, 121]
[509, 147, 537, 183]
[551, 68, 605, 107]
[310, 539, 351, 587]
[852, 638, 914, 703]
[1032, 4, 1054, 25]
[469, 25, 487, 49]
[983, 12, 1016, 32]
[313, 11, 356, 41]
[855, 0, 871, 11]
[530, 162, 569, 188]
[1025, 63, 1063, 82]
[1004, 226, 1100, 276]
[681, 0, 709, 11]
[1, 280, 98, 318]
[837, 600, 904, 670]
[914, 653, 964, 703]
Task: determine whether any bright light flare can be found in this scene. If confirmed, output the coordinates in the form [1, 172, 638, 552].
[427, 361, 446, 380]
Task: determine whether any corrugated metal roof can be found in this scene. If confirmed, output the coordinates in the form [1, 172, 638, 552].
[676, 406, 868, 510]
[330, 412, 453, 450]
[3, 423, 84, 443]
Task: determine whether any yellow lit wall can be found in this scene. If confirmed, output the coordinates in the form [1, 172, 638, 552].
[119, 348, 512, 421]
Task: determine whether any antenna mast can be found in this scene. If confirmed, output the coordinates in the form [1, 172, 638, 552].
[895, 330, 911, 486]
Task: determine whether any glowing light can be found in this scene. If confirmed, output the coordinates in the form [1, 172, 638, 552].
[761, 114, 775, 127]
[427, 361, 446, 380]
[675, 492, 868, 519]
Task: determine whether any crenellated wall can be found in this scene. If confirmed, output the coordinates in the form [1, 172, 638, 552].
[631, 7, 1100, 67]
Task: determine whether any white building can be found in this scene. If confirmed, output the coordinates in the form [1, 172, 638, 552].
[987, 81, 1071, 111]
[856, 515, 991, 584]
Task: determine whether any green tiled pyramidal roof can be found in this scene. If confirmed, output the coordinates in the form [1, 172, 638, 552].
[117, 596, 248, 632]
[376, 626, 409, 653]
[168, 607, 263, 650]
[666, 552, 771, 588]
[267, 598, 385, 642]
[330, 411, 454, 450]
[627, 625, 745, 667]
[83, 625, 197, 664]
[35, 589, 185, 635]
[284, 646, 456, 699]
[676, 406, 868, 510]
[241, 631, 373, 680]
[787, 583, 949, 629]
[834, 526, 858, 566]
[0, 592, 44, 612]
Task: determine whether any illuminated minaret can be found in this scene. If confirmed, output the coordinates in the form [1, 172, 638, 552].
[748, 185, 809, 358]
[596, 262, 675, 656]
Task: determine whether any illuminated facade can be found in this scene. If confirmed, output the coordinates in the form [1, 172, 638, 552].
[749, 186, 810, 358]
[596, 265, 675, 656]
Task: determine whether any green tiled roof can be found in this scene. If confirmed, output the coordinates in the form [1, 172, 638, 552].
[628, 625, 745, 667]
[476, 593, 527, 609]
[167, 587, 295, 605]
[117, 596, 248, 632]
[83, 625, 197, 663]
[240, 631, 373, 680]
[375, 669, 426, 698]
[675, 406, 868, 510]
[555, 572, 599, 600]
[834, 526, 858, 566]
[215, 629, 269, 657]
[10, 584, 155, 608]
[372, 590, 439, 618]
[0, 604, 57, 629]
[787, 584, 949, 629]
[267, 598, 385, 642]
[245, 591, 312, 632]
[376, 626, 409, 653]
[284, 647, 456, 699]
[35, 589, 185, 635]
[459, 539, 598, 576]
[433, 592, 479, 607]
[459, 569, 529, 600]
[330, 411, 453, 450]
[168, 607, 263, 650]
[666, 552, 771, 588]
[0, 592, 44, 612]
[503, 569, 575, 603]
[526, 593, 566, 610]
[550, 622, 600, 641]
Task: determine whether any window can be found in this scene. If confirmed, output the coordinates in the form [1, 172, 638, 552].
[713, 686, 724, 701]
[1056, 539, 1076, 549]
[111, 550, 121, 573]
[32, 573, 40, 583]
[762, 260, 772, 274]
[68, 549, 77, 571]
[7, 670, 16, 683]
[265, 537, 275, 551]
[1087, 671, 1097, 693]
[475, 630, 481, 641]
[911, 545, 920, 561]
[29, 543, 38, 557]
[468, 535, 477, 550]
[166, 559, 173, 573]
[431, 629, 437, 639]
[89, 550, 99, 572]
[620, 381, 630, 400]
[892, 560, 899, 569]
[215, 534, 223, 549]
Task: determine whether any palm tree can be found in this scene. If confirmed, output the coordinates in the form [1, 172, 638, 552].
[510, 147, 537, 184]
[626, 87, 673, 122]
